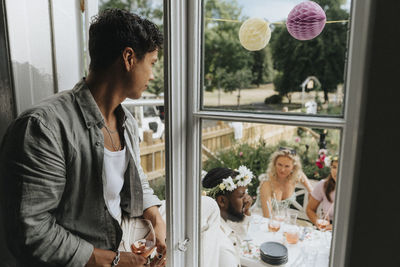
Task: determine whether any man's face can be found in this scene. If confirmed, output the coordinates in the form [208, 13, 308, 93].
[128, 49, 158, 99]
[226, 186, 248, 222]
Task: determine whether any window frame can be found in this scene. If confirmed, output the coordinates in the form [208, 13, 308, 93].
[165, 0, 373, 266]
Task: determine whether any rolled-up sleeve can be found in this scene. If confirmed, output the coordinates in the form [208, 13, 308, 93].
[3, 116, 93, 266]
[135, 142, 162, 211]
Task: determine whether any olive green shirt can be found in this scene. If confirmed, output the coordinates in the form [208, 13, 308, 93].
[0, 79, 161, 266]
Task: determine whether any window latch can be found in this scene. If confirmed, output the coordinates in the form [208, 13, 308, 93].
[178, 238, 190, 252]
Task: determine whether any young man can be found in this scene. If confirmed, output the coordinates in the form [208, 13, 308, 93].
[0, 9, 166, 267]
[202, 167, 253, 267]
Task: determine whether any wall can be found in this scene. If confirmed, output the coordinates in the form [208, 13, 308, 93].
[346, 0, 400, 266]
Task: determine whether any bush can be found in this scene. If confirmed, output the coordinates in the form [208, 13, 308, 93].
[203, 140, 286, 197]
[264, 94, 283, 104]
[149, 176, 166, 200]
[203, 128, 340, 197]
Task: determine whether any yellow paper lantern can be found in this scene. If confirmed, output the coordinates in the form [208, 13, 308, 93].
[239, 18, 271, 51]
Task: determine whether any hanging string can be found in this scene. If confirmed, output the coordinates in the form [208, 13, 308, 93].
[205, 17, 348, 24]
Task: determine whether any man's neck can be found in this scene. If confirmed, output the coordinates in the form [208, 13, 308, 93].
[85, 71, 126, 123]
[220, 210, 229, 221]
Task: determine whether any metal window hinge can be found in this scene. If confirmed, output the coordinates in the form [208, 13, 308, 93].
[80, 0, 85, 12]
[178, 238, 190, 252]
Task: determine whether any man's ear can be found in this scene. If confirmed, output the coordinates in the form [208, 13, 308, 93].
[122, 47, 136, 71]
[216, 195, 228, 209]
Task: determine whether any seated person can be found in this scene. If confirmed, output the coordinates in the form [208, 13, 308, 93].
[202, 166, 254, 267]
[200, 195, 225, 267]
[306, 156, 338, 231]
[252, 147, 313, 218]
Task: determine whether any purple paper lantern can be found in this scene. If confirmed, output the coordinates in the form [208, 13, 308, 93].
[286, 1, 326, 41]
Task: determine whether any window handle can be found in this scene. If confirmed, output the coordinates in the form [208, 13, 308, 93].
[178, 238, 190, 252]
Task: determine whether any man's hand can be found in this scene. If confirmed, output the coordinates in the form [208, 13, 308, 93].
[86, 248, 147, 267]
[243, 194, 253, 216]
[143, 206, 167, 267]
[119, 251, 148, 266]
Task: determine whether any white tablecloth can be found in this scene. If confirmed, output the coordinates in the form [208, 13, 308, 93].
[240, 215, 332, 267]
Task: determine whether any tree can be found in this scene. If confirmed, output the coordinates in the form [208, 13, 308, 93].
[271, 0, 349, 103]
[251, 49, 265, 87]
[204, 0, 254, 93]
[147, 55, 164, 97]
[99, 0, 163, 23]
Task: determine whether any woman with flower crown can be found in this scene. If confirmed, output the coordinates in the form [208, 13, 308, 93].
[252, 147, 313, 218]
[306, 156, 338, 231]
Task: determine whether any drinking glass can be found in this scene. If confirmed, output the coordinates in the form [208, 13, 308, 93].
[316, 209, 329, 231]
[268, 218, 281, 233]
[274, 204, 287, 223]
[286, 209, 298, 225]
[129, 219, 157, 258]
[316, 209, 332, 251]
[284, 224, 300, 244]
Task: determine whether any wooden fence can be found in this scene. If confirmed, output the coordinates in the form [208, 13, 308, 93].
[140, 122, 297, 180]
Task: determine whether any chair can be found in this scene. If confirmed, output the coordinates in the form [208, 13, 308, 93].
[290, 183, 310, 221]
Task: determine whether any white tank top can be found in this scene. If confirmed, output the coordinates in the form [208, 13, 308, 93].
[103, 147, 128, 224]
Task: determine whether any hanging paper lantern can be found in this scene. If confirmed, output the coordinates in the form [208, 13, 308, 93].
[286, 1, 326, 41]
[239, 18, 271, 51]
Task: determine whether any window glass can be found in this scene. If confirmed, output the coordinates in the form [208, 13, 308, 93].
[202, 0, 351, 116]
[200, 119, 340, 266]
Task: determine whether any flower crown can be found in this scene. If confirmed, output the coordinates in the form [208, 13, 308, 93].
[204, 165, 254, 198]
[324, 155, 339, 167]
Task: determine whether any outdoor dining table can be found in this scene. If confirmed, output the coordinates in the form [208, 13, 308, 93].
[240, 214, 332, 267]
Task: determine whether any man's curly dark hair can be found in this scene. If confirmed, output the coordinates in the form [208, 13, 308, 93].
[88, 8, 163, 72]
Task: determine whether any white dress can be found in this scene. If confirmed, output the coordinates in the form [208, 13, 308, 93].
[251, 173, 297, 216]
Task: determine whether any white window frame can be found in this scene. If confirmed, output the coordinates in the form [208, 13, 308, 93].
[165, 0, 373, 266]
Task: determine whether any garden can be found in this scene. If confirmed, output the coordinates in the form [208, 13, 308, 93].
[202, 126, 340, 199]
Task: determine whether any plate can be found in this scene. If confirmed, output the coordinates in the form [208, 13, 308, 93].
[260, 242, 288, 258]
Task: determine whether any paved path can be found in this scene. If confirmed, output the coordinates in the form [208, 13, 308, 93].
[203, 83, 343, 107]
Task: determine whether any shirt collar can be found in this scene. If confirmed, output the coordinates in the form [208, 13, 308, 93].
[220, 217, 235, 237]
[73, 78, 127, 129]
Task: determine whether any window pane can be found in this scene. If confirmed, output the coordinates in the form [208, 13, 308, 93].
[200, 120, 340, 266]
[202, 0, 352, 116]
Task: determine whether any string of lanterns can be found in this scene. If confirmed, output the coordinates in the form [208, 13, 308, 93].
[206, 1, 349, 51]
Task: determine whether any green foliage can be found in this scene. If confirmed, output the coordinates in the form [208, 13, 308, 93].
[216, 68, 252, 93]
[291, 128, 340, 180]
[204, 0, 273, 92]
[149, 176, 165, 200]
[203, 127, 340, 197]
[99, 0, 163, 23]
[203, 139, 278, 196]
[270, 0, 349, 102]
[264, 94, 282, 104]
[147, 55, 164, 96]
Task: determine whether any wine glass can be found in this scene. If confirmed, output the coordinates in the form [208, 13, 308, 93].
[316, 209, 329, 232]
[274, 203, 287, 223]
[316, 209, 331, 250]
[268, 217, 281, 233]
[127, 219, 157, 259]
[268, 215, 282, 242]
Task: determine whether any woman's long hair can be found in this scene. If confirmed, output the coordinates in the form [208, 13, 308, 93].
[324, 160, 338, 202]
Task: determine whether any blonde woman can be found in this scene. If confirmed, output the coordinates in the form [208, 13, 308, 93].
[253, 147, 313, 218]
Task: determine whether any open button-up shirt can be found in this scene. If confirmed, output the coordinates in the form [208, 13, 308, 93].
[0, 79, 161, 266]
